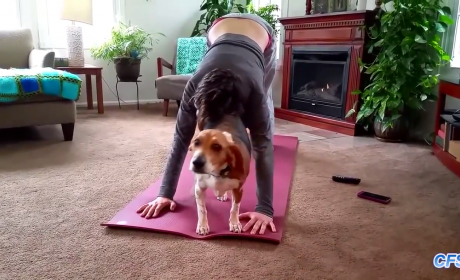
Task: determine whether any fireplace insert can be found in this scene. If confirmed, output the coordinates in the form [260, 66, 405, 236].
[288, 45, 351, 120]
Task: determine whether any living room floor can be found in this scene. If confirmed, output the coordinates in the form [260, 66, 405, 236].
[1, 104, 459, 280]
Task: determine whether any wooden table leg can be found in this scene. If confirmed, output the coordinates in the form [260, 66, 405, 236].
[95, 71, 104, 114]
[85, 74, 93, 110]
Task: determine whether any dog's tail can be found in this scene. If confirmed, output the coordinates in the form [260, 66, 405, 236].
[193, 68, 244, 129]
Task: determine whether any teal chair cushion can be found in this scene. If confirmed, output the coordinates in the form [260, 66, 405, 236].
[175, 37, 208, 75]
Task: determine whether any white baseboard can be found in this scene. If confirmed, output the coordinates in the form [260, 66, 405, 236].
[76, 99, 163, 107]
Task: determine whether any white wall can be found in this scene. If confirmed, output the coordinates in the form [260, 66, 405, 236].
[82, 0, 204, 104]
[19, 0, 204, 105]
[65, 0, 250, 105]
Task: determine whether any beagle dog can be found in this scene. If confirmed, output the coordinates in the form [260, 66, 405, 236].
[188, 119, 251, 235]
[187, 67, 253, 235]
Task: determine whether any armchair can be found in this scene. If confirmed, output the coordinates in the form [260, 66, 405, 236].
[155, 55, 190, 116]
[0, 29, 76, 141]
[155, 37, 208, 116]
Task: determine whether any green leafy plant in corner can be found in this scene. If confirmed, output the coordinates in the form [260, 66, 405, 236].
[346, 0, 453, 133]
[247, 3, 280, 36]
[90, 22, 165, 64]
[191, 0, 250, 37]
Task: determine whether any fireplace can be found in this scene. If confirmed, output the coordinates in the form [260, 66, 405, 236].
[276, 11, 376, 136]
[288, 46, 351, 120]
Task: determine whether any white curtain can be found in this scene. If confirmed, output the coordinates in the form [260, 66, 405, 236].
[0, 0, 21, 29]
[36, 0, 124, 49]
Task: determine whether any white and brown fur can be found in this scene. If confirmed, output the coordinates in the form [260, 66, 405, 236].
[188, 68, 251, 235]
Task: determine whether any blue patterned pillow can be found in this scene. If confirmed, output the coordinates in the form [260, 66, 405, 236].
[175, 37, 208, 75]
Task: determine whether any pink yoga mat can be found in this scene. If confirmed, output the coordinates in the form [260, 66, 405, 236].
[102, 135, 298, 243]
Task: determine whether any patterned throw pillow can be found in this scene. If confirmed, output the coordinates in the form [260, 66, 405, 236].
[175, 37, 208, 75]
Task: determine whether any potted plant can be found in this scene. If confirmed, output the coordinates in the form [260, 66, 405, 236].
[90, 22, 165, 82]
[346, 0, 453, 142]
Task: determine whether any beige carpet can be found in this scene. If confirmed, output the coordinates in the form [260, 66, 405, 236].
[1, 104, 459, 280]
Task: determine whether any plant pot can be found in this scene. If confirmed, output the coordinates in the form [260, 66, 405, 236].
[114, 57, 141, 82]
[373, 117, 409, 143]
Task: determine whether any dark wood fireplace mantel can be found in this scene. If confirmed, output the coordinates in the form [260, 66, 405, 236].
[276, 11, 376, 136]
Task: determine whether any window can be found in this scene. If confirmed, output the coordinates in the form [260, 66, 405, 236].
[36, 0, 124, 49]
[0, 0, 21, 29]
[451, 3, 460, 67]
[253, 0, 283, 61]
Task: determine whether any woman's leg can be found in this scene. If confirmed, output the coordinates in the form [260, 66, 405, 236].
[267, 81, 276, 141]
[260, 24, 277, 141]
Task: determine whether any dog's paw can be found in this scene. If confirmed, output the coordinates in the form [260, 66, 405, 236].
[229, 219, 242, 233]
[196, 223, 210, 235]
[216, 192, 228, 202]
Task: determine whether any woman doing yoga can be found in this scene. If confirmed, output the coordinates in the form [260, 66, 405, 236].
[136, 13, 277, 235]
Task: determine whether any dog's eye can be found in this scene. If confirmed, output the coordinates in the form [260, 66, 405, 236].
[211, 143, 222, 151]
[194, 139, 200, 146]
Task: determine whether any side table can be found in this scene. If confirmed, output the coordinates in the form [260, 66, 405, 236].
[56, 64, 104, 114]
[433, 78, 460, 178]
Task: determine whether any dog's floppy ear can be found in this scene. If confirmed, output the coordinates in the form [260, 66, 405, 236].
[223, 132, 245, 181]
[226, 145, 245, 181]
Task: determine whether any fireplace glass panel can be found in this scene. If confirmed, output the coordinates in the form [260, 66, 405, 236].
[290, 51, 348, 105]
[288, 47, 351, 120]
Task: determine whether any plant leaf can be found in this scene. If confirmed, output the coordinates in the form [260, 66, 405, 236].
[368, 45, 374, 54]
[436, 22, 446, 32]
[374, 39, 384, 47]
[363, 108, 375, 117]
[378, 101, 386, 121]
[441, 6, 452, 16]
[382, 121, 391, 133]
[356, 110, 366, 123]
[439, 15, 454, 25]
[345, 109, 355, 118]
[390, 114, 401, 121]
[415, 35, 426, 43]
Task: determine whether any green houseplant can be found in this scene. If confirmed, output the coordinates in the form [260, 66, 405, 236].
[346, 0, 453, 142]
[90, 22, 165, 82]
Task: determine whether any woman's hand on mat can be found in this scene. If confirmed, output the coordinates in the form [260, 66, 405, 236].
[136, 197, 176, 219]
[239, 212, 276, 235]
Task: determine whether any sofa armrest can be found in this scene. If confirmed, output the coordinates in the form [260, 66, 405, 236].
[29, 49, 55, 68]
[157, 57, 174, 78]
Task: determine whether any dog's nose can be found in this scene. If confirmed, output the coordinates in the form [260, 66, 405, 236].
[192, 156, 206, 169]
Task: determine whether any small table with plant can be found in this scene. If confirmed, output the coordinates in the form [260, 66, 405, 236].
[89, 22, 165, 107]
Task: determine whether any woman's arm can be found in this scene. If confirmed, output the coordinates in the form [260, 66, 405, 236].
[157, 80, 197, 199]
[245, 86, 274, 218]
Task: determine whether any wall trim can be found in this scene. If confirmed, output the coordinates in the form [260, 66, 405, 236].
[76, 99, 163, 107]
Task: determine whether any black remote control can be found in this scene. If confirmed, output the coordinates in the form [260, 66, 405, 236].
[332, 175, 361, 185]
